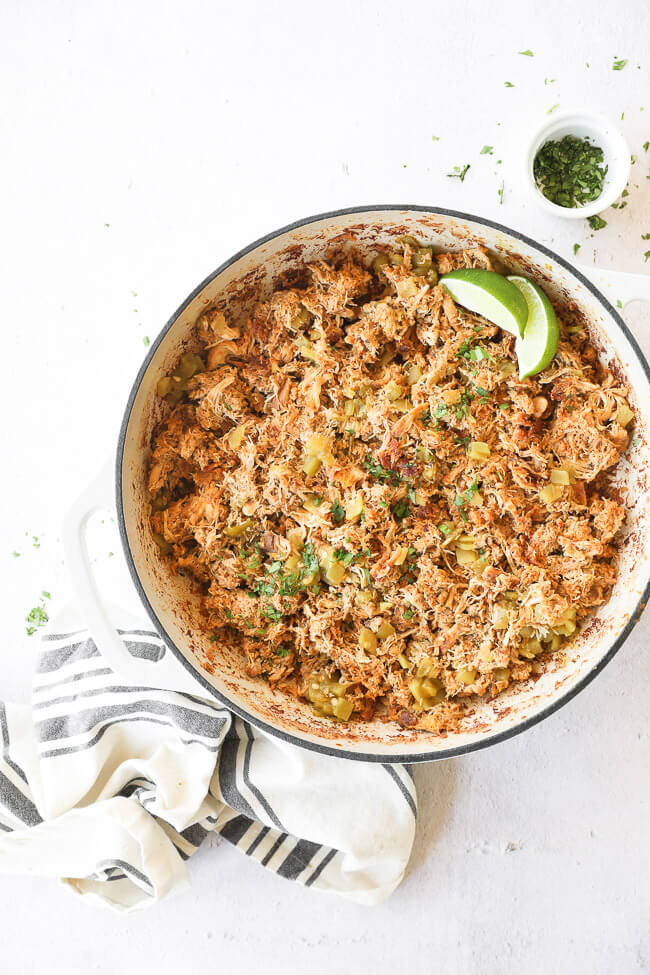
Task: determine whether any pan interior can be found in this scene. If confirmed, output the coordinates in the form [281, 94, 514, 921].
[117, 207, 650, 760]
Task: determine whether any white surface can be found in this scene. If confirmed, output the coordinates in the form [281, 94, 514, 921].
[1, 0, 649, 972]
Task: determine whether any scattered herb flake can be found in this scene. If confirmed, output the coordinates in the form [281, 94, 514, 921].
[573, 243, 581, 255]
[588, 215, 607, 230]
[276, 647, 290, 657]
[480, 145, 494, 155]
[504, 81, 515, 87]
[546, 104, 560, 114]
[612, 59, 628, 71]
[498, 180, 505, 205]
[447, 164, 471, 181]
[143, 336, 150, 347]
[25, 599, 49, 636]
[519, 49, 534, 56]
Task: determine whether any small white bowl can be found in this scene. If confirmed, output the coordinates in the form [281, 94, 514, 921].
[524, 112, 630, 219]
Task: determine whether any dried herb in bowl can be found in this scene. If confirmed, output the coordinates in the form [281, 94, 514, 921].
[533, 135, 608, 208]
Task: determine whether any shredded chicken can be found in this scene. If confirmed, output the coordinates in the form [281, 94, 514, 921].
[148, 240, 632, 733]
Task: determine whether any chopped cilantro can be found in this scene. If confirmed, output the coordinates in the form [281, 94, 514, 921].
[535, 136, 607, 208]
[332, 547, 356, 567]
[447, 164, 470, 181]
[331, 500, 346, 524]
[612, 59, 628, 71]
[403, 608, 415, 620]
[261, 604, 283, 621]
[25, 599, 49, 636]
[439, 523, 452, 536]
[481, 146, 494, 155]
[301, 542, 319, 576]
[276, 646, 290, 657]
[519, 49, 534, 56]
[504, 81, 515, 87]
[588, 215, 607, 230]
[454, 494, 468, 522]
[573, 243, 581, 255]
[391, 499, 410, 520]
[364, 454, 402, 485]
[225, 609, 233, 620]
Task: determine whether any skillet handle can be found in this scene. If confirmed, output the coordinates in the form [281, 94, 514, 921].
[63, 462, 200, 693]
[574, 263, 650, 308]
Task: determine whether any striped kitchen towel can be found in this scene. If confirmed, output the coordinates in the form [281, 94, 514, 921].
[0, 606, 416, 911]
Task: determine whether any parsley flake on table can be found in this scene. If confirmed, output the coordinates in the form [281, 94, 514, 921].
[573, 243, 581, 255]
[504, 81, 515, 87]
[518, 49, 534, 57]
[447, 164, 470, 181]
[645, 251, 650, 262]
[547, 104, 560, 114]
[480, 146, 494, 155]
[25, 597, 50, 636]
[612, 59, 628, 71]
[644, 141, 649, 152]
[498, 180, 505, 204]
[588, 215, 607, 230]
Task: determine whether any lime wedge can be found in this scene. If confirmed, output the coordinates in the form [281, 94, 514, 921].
[507, 276, 560, 378]
[439, 268, 528, 337]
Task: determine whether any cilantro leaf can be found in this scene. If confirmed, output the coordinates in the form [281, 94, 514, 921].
[331, 500, 346, 524]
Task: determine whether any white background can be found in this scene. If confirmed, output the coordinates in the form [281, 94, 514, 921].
[1, 1, 650, 972]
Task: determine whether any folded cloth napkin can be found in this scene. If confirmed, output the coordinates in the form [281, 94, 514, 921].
[0, 605, 416, 910]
